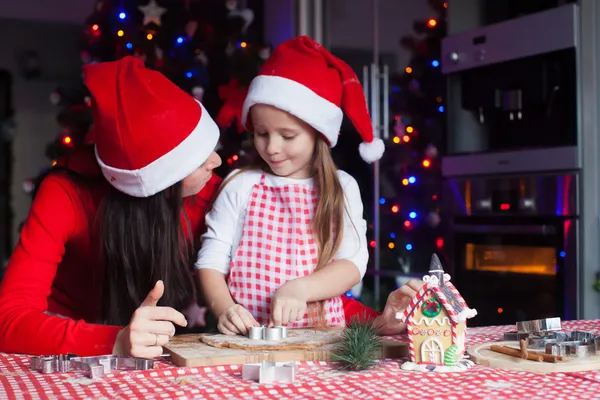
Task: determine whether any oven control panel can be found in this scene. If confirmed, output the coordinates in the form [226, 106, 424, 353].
[441, 4, 578, 74]
[442, 173, 578, 217]
[476, 192, 536, 213]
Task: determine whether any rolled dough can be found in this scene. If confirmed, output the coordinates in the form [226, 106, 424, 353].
[198, 328, 344, 351]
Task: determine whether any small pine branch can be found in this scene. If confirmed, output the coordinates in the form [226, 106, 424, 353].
[331, 313, 382, 371]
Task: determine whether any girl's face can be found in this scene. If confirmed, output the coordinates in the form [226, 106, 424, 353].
[250, 104, 318, 179]
[182, 151, 222, 197]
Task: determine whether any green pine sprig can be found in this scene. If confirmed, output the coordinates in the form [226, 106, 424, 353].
[331, 313, 382, 371]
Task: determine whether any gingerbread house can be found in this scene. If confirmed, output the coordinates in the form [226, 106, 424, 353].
[396, 254, 477, 366]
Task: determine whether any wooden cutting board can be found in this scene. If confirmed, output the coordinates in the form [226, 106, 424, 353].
[164, 329, 409, 367]
[467, 341, 600, 374]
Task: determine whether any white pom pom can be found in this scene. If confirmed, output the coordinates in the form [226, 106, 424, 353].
[358, 138, 385, 163]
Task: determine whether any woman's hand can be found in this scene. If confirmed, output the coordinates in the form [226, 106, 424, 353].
[217, 304, 259, 335]
[112, 280, 188, 358]
[270, 280, 308, 326]
[373, 279, 423, 335]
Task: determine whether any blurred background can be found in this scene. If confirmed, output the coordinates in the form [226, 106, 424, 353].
[1, 0, 599, 326]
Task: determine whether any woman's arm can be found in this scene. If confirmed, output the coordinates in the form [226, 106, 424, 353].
[0, 175, 121, 356]
[341, 296, 380, 322]
[340, 280, 423, 335]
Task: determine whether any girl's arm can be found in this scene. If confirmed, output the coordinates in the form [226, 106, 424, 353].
[195, 170, 259, 333]
[286, 260, 361, 302]
[0, 175, 121, 356]
[195, 171, 240, 317]
[283, 172, 368, 302]
[197, 269, 235, 319]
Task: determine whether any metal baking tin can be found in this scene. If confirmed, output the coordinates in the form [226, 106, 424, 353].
[30, 354, 154, 379]
[242, 361, 296, 384]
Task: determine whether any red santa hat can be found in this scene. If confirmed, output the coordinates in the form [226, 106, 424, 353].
[241, 36, 384, 163]
[83, 56, 219, 197]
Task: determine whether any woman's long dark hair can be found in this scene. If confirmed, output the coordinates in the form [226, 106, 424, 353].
[100, 182, 196, 326]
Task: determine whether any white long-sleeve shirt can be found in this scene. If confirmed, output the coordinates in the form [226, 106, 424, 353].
[195, 169, 369, 277]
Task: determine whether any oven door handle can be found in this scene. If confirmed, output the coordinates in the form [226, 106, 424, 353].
[453, 224, 557, 235]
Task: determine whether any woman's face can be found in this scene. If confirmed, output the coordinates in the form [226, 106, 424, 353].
[181, 151, 222, 197]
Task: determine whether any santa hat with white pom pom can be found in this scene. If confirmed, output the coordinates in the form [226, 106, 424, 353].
[241, 36, 385, 163]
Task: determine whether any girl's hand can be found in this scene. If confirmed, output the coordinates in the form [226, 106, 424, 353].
[270, 280, 308, 326]
[113, 280, 188, 358]
[218, 304, 259, 335]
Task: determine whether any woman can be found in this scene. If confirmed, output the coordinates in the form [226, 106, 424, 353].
[0, 57, 420, 358]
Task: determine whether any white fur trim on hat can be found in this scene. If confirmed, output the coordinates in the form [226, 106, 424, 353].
[242, 75, 344, 147]
[95, 100, 219, 197]
[359, 138, 385, 163]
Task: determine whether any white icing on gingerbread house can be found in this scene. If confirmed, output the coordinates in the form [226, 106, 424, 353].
[395, 254, 477, 366]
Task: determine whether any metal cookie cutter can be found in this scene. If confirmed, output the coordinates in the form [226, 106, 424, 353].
[516, 317, 562, 334]
[30, 354, 155, 379]
[248, 326, 288, 341]
[242, 361, 296, 384]
[545, 341, 597, 358]
[521, 329, 599, 358]
[503, 331, 530, 342]
[526, 331, 571, 349]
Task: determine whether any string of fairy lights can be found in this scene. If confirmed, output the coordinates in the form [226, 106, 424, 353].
[366, 8, 446, 269]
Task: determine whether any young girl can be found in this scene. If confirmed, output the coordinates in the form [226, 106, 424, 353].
[196, 36, 385, 335]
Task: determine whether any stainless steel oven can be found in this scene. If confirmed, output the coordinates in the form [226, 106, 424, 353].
[442, 173, 578, 327]
[441, 4, 579, 176]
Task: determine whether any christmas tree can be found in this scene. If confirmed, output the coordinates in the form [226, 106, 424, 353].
[23, 0, 267, 201]
[354, 0, 447, 307]
[81, 0, 267, 177]
[21, 84, 93, 206]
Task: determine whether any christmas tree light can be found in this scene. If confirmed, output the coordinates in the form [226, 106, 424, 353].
[22, 0, 266, 224]
[358, 0, 447, 308]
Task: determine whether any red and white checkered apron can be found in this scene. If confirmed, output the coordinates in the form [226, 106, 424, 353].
[228, 172, 345, 327]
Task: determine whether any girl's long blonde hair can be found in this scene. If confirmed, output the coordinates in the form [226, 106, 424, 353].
[218, 135, 346, 326]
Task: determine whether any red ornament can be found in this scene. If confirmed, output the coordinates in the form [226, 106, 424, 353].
[216, 79, 249, 133]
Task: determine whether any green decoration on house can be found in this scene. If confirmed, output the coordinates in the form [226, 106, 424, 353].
[422, 297, 442, 318]
[444, 344, 458, 366]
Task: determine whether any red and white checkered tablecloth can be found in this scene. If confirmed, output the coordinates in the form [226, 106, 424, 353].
[1, 320, 599, 400]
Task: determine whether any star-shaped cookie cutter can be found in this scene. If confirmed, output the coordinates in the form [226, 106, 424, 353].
[30, 354, 155, 379]
[241, 361, 296, 384]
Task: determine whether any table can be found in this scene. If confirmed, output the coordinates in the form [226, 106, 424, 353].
[1, 320, 599, 399]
